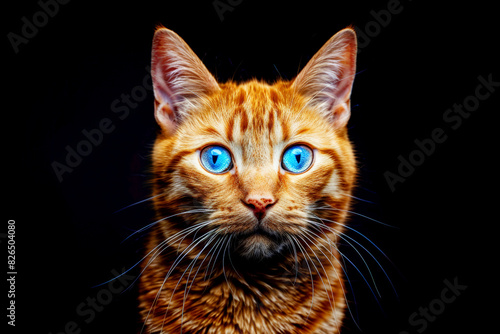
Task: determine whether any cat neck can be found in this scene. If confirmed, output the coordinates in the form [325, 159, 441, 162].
[139, 228, 344, 333]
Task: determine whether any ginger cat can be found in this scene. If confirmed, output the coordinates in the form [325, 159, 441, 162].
[139, 26, 357, 333]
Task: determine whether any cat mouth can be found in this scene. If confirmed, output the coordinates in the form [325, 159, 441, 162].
[239, 224, 280, 241]
[232, 225, 285, 259]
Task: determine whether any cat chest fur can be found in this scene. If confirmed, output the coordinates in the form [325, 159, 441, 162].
[139, 231, 347, 334]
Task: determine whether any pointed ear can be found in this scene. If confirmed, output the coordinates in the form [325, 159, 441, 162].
[292, 28, 357, 128]
[151, 28, 220, 134]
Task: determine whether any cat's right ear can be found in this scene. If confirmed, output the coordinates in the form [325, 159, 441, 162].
[292, 28, 357, 129]
[151, 28, 220, 134]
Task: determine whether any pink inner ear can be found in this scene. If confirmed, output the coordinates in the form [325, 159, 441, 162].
[154, 100, 177, 134]
[332, 103, 350, 128]
[152, 59, 176, 110]
[292, 28, 357, 128]
[151, 28, 220, 133]
[332, 39, 357, 105]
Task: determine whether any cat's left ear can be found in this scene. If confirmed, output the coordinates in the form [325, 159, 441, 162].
[152, 28, 220, 134]
[292, 28, 357, 128]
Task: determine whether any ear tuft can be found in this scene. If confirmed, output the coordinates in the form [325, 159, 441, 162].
[292, 28, 357, 128]
[152, 28, 219, 134]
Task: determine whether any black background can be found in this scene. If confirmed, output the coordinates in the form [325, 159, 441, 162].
[5, 0, 498, 333]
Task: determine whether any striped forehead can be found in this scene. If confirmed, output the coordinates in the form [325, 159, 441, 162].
[224, 84, 287, 162]
[183, 81, 330, 169]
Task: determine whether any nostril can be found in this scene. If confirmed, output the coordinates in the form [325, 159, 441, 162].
[263, 199, 276, 208]
[262, 200, 276, 210]
[243, 201, 256, 211]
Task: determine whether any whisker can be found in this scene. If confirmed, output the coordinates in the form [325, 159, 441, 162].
[176, 218, 215, 254]
[304, 220, 381, 298]
[297, 226, 361, 331]
[127, 220, 218, 294]
[122, 208, 215, 243]
[316, 205, 397, 228]
[141, 228, 217, 334]
[338, 192, 375, 204]
[312, 217, 398, 299]
[187, 231, 227, 295]
[287, 234, 315, 320]
[94, 220, 215, 289]
[222, 234, 236, 296]
[295, 232, 341, 328]
[205, 231, 228, 281]
[113, 192, 165, 214]
[312, 213, 397, 274]
[285, 234, 299, 285]
[301, 220, 383, 310]
[226, 234, 243, 280]
[178, 231, 222, 334]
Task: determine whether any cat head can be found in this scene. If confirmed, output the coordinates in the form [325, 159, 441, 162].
[151, 27, 357, 260]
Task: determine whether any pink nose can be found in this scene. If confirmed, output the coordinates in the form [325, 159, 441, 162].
[243, 195, 277, 220]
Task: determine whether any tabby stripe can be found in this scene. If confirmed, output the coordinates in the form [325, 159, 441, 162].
[267, 109, 275, 145]
[239, 106, 249, 133]
[226, 115, 234, 141]
[318, 148, 348, 191]
[280, 117, 290, 142]
[269, 87, 280, 107]
[201, 126, 221, 137]
[236, 88, 246, 105]
[164, 149, 195, 175]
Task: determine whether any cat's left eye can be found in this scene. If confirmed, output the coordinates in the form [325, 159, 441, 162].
[281, 144, 314, 174]
[200, 145, 233, 174]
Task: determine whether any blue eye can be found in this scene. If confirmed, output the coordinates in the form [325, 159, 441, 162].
[281, 145, 313, 174]
[200, 146, 233, 174]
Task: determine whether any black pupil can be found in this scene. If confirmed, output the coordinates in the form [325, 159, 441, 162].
[212, 154, 218, 164]
[295, 153, 301, 164]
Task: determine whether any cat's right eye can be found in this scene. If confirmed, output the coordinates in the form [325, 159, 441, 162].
[281, 144, 314, 174]
[200, 145, 233, 174]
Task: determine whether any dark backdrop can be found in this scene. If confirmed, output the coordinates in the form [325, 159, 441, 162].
[5, 0, 497, 333]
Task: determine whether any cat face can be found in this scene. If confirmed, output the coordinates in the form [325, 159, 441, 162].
[151, 28, 357, 260]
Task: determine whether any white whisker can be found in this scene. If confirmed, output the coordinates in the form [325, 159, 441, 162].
[141, 226, 217, 334]
[315, 205, 396, 228]
[295, 231, 340, 327]
[309, 216, 398, 298]
[287, 234, 315, 320]
[113, 192, 165, 214]
[123, 208, 216, 243]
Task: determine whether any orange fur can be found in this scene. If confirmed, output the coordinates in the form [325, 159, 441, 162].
[139, 27, 357, 333]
